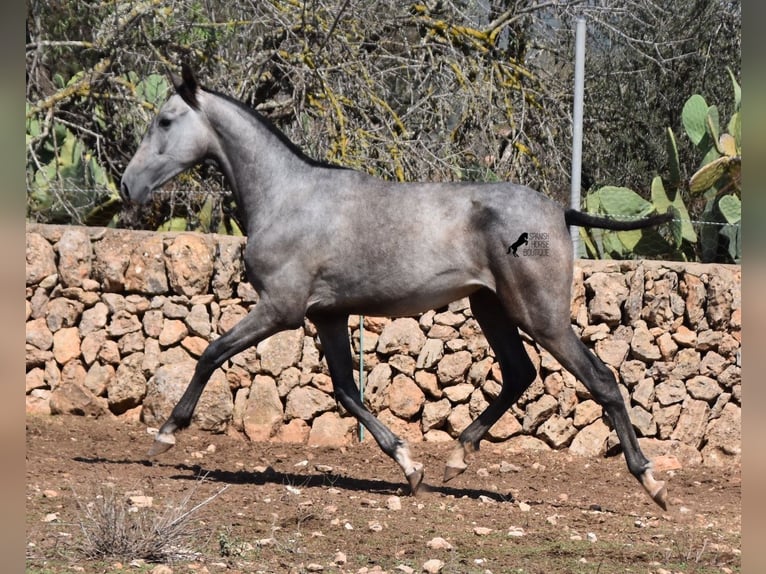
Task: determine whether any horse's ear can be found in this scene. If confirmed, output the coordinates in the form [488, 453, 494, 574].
[171, 63, 200, 109]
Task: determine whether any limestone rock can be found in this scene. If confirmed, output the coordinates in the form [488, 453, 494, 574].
[122, 235, 167, 295]
[56, 228, 92, 288]
[285, 385, 335, 421]
[244, 375, 284, 441]
[436, 350, 472, 386]
[377, 318, 426, 355]
[386, 374, 425, 420]
[569, 419, 610, 457]
[142, 362, 232, 432]
[257, 328, 304, 376]
[165, 233, 214, 297]
[107, 352, 147, 414]
[26, 232, 57, 286]
[307, 412, 355, 447]
[585, 272, 628, 326]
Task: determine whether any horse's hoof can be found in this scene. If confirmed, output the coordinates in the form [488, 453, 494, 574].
[650, 481, 668, 511]
[148, 433, 176, 457]
[406, 465, 425, 495]
[443, 464, 467, 483]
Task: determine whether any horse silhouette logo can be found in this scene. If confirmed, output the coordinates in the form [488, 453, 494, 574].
[507, 232, 529, 257]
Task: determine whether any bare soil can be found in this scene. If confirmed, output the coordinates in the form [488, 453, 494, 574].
[26, 415, 741, 574]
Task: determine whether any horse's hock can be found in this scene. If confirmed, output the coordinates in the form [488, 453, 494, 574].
[26, 223, 742, 467]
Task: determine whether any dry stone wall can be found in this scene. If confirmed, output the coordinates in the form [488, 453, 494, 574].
[26, 224, 741, 467]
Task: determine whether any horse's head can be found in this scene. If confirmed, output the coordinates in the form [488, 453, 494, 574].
[120, 64, 213, 204]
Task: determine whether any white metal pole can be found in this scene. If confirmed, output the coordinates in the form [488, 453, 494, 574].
[571, 17, 586, 258]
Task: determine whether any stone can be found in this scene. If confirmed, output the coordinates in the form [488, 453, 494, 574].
[50, 380, 108, 417]
[26, 367, 46, 393]
[285, 385, 335, 421]
[416, 338, 444, 370]
[436, 350, 472, 386]
[84, 362, 114, 397]
[699, 351, 727, 378]
[377, 318, 426, 355]
[701, 403, 741, 466]
[656, 332, 678, 360]
[165, 233, 215, 297]
[654, 379, 687, 406]
[46, 298, 84, 332]
[26, 233, 57, 286]
[107, 310, 142, 337]
[682, 274, 707, 328]
[364, 363, 392, 411]
[631, 378, 656, 411]
[442, 383, 473, 404]
[386, 374, 425, 420]
[378, 408, 423, 443]
[537, 415, 577, 448]
[274, 418, 311, 443]
[585, 272, 628, 326]
[619, 360, 646, 386]
[629, 405, 656, 436]
[595, 338, 629, 368]
[522, 395, 558, 433]
[389, 353, 416, 376]
[108, 353, 147, 414]
[122, 235, 168, 294]
[504, 435, 551, 453]
[52, 327, 81, 365]
[573, 400, 602, 428]
[243, 375, 284, 441]
[80, 302, 109, 336]
[256, 328, 304, 376]
[307, 412, 355, 447]
[652, 403, 681, 439]
[211, 236, 244, 299]
[686, 376, 722, 402]
[446, 403, 472, 436]
[185, 303, 212, 337]
[672, 325, 697, 347]
[159, 319, 188, 347]
[415, 370, 441, 399]
[706, 273, 732, 329]
[26, 317, 53, 350]
[569, 419, 611, 457]
[670, 348, 701, 379]
[630, 321, 660, 362]
[487, 411, 522, 441]
[142, 362, 232, 432]
[670, 398, 710, 448]
[56, 228, 92, 288]
[421, 398, 451, 432]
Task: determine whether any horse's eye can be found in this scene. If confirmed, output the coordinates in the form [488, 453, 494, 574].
[158, 118, 171, 129]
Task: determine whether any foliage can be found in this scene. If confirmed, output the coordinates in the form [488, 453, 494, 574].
[581, 71, 741, 263]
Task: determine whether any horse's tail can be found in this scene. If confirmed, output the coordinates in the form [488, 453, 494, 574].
[564, 209, 672, 231]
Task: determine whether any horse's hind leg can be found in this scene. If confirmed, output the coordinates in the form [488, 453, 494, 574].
[532, 322, 667, 509]
[310, 313, 424, 494]
[444, 288, 536, 482]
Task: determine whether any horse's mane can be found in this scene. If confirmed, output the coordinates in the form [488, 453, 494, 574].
[202, 87, 349, 171]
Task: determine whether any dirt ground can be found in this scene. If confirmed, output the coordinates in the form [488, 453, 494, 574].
[26, 415, 741, 574]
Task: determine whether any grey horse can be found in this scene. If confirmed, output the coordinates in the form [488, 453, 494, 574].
[121, 64, 671, 509]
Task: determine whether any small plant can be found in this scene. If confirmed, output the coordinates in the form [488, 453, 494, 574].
[73, 478, 228, 563]
[581, 68, 741, 262]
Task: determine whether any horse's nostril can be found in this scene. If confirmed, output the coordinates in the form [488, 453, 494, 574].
[120, 181, 130, 201]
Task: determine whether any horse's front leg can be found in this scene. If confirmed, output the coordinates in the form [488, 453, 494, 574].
[310, 313, 425, 494]
[149, 296, 295, 455]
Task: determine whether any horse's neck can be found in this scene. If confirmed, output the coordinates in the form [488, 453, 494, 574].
[204, 95, 310, 226]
